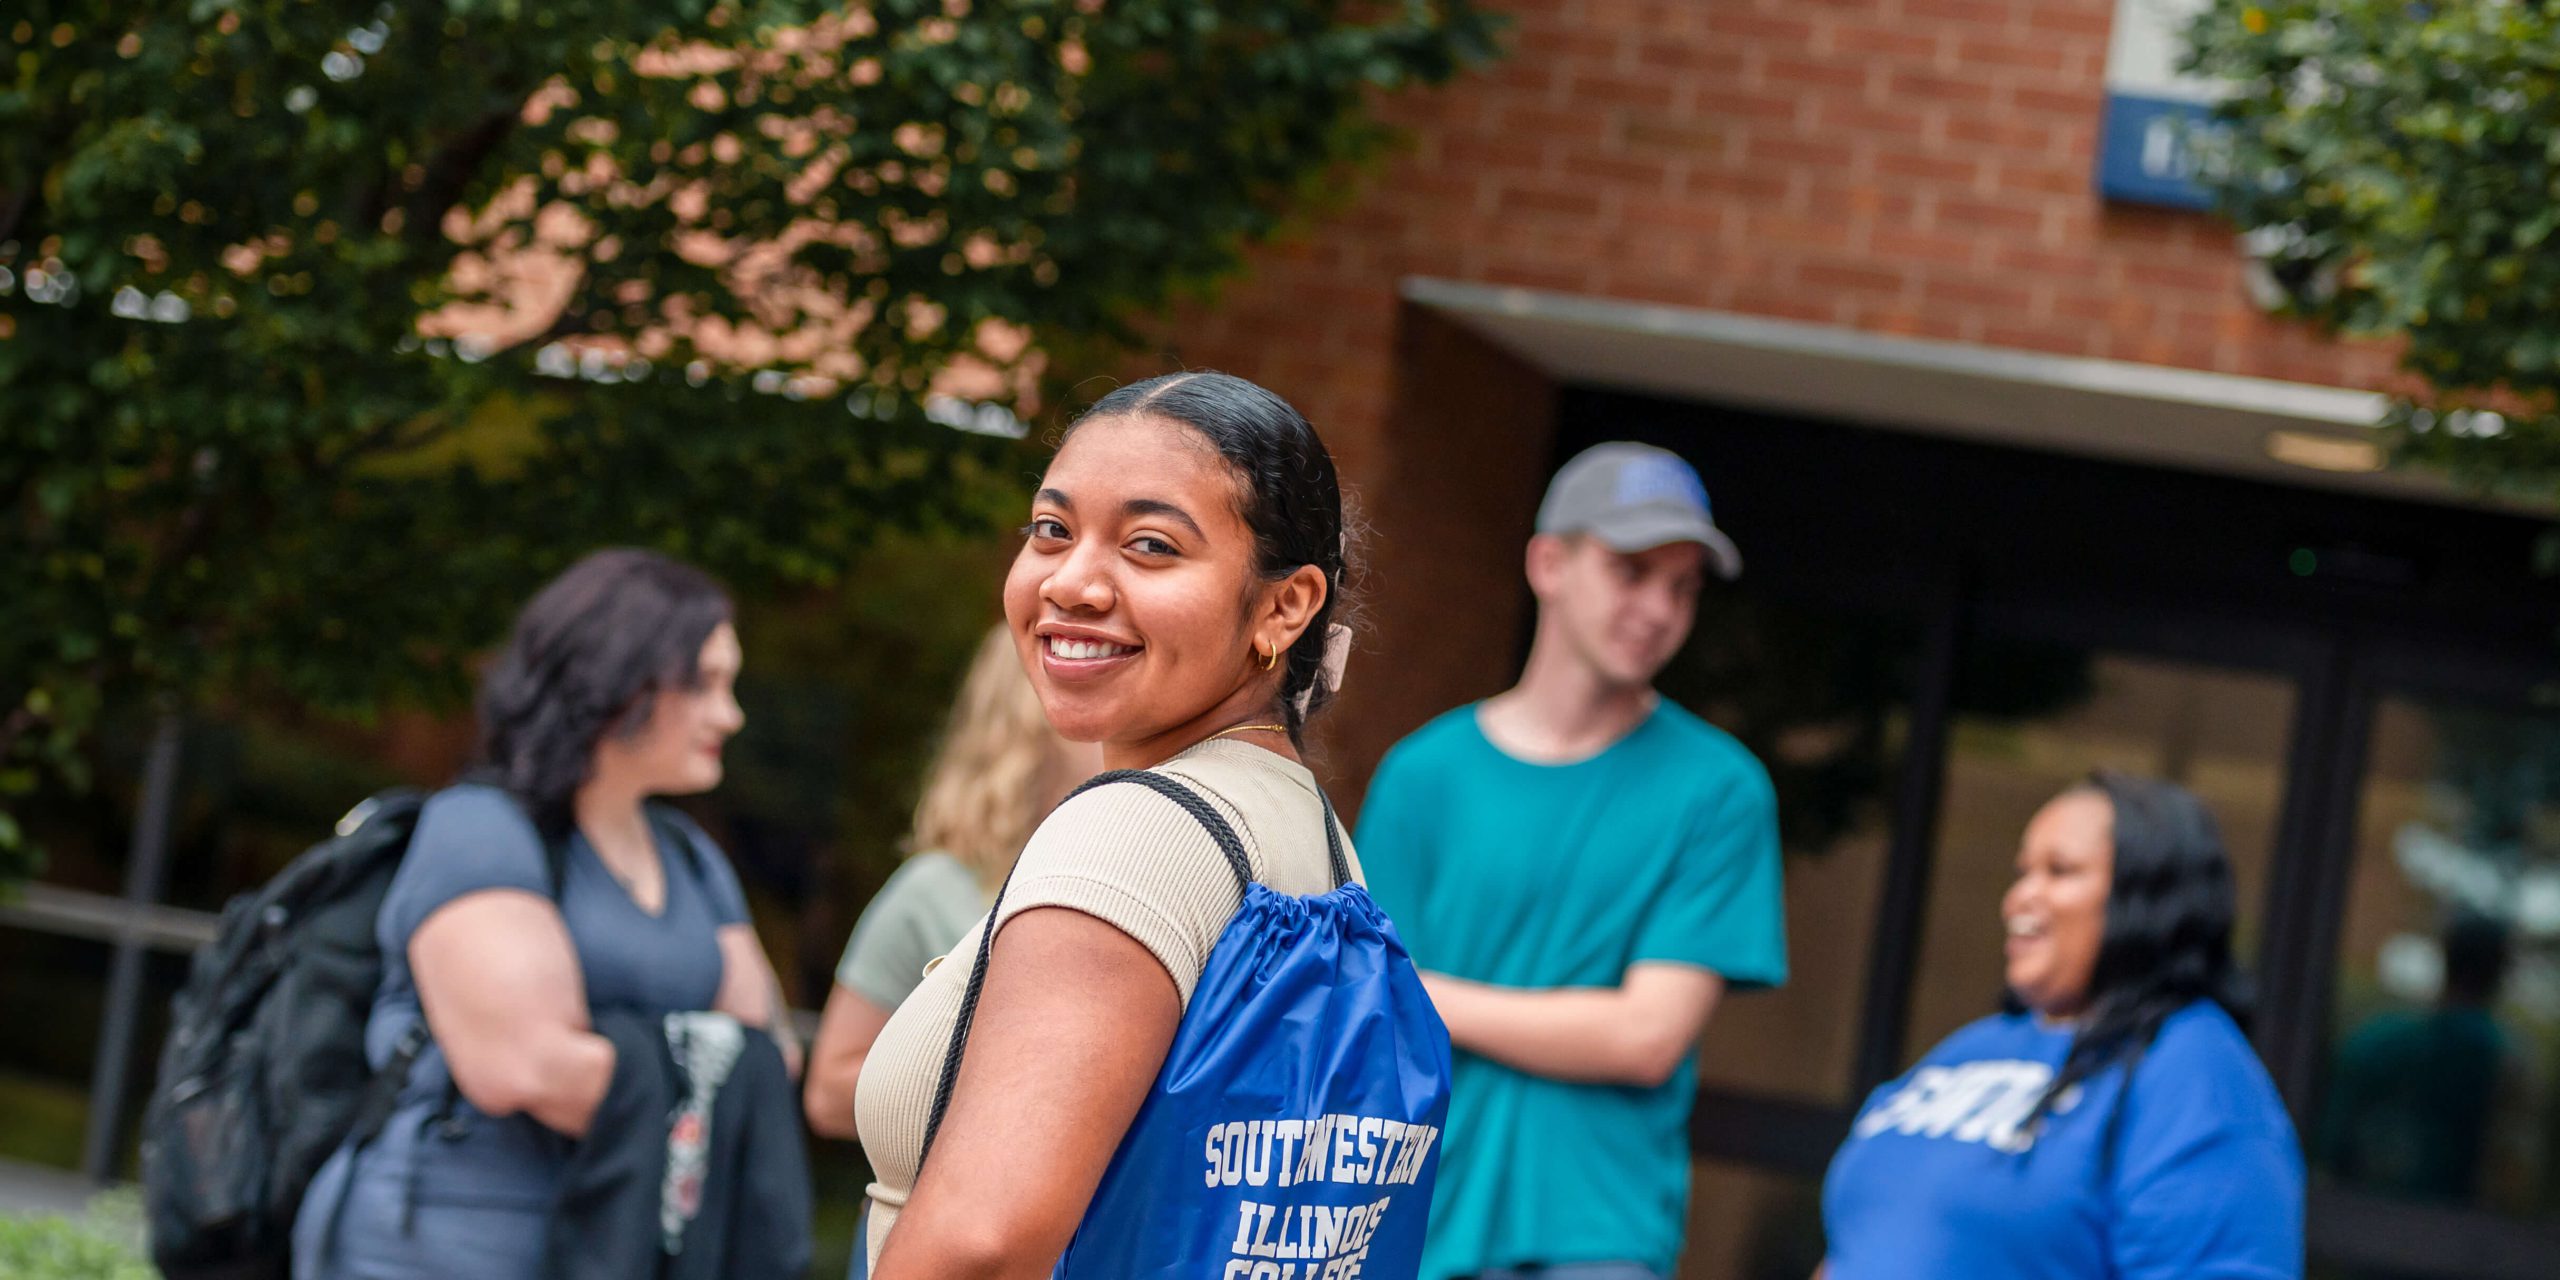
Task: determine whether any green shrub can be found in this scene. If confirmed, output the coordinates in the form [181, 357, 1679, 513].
[0, 1192, 152, 1280]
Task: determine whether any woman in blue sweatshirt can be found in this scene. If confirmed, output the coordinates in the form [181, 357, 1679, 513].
[1820, 771, 2303, 1280]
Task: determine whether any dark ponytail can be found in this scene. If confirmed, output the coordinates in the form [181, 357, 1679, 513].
[2016, 769, 2251, 1143]
[1070, 372, 1353, 744]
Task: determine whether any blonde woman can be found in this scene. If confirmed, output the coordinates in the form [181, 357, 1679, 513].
[804, 626, 1098, 1143]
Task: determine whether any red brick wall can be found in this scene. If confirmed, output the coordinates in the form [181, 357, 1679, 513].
[1146, 0, 2400, 794]
[1169, 0, 2398, 387]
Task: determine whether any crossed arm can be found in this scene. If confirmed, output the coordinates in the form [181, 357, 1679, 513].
[1419, 961, 1725, 1088]
[411, 890, 801, 1137]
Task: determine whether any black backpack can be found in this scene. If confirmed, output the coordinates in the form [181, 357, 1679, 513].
[140, 788, 448, 1280]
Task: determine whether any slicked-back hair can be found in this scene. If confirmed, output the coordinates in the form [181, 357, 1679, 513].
[1069, 372, 1353, 745]
[472, 548, 733, 839]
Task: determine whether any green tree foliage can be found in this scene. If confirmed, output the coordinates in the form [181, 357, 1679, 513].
[2188, 1, 2560, 487]
[0, 1, 1498, 873]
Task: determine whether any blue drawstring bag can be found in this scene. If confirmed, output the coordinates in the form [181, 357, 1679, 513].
[919, 769, 1453, 1279]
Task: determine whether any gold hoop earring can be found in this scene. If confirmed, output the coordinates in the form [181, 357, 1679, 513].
[1261, 640, 1280, 671]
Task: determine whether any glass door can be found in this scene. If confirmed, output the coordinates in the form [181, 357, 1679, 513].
[1902, 615, 2310, 1065]
[2304, 650, 2560, 1280]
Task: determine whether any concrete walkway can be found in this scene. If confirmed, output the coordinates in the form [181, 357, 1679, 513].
[0, 1157, 107, 1218]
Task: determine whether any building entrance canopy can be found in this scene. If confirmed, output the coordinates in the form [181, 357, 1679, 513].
[1404, 276, 2541, 517]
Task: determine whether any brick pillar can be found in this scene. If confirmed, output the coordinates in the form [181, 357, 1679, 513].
[1313, 303, 1558, 818]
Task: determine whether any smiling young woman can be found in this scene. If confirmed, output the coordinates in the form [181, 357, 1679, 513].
[1003, 382, 1343, 765]
[851, 372, 1428, 1278]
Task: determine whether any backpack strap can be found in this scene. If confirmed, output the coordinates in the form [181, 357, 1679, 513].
[641, 802, 710, 882]
[918, 769, 1260, 1168]
[543, 830, 570, 900]
[342, 1023, 430, 1152]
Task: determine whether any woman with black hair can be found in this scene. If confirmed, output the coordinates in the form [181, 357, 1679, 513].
[854, 372, 1448, 1277]
[291, 548, 797, 1279]
[1818, 772, 2304, 1280]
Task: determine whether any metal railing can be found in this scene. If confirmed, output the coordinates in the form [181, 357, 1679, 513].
[0, 883, 220, 956]
[1, 879, 824, 1186]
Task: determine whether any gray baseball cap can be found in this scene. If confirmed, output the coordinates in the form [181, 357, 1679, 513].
[1535, 442, 1742, 579]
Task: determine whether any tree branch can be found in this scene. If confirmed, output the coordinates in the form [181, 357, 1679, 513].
[0, 182, 34, 249]
[321, 407, 472, 478]
[403, 107, 523, 252]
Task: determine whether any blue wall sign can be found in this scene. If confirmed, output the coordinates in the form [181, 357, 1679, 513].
[2097, 0, 2224, 211]
[2097, 94, 2225, 210]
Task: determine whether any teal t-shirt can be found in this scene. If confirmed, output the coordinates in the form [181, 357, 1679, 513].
[1357, 701, 1787, 1280]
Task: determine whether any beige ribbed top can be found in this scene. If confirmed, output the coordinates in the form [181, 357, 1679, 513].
[851, 738, 1362, 1265]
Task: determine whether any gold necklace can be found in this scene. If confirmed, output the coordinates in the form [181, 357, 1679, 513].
[1202, 721, 1289, 743]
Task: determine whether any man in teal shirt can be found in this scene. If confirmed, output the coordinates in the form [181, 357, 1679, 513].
[1359, 443, 1788, 1280]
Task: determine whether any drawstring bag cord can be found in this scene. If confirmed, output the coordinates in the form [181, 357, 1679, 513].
[917, 769, 1346, 1165]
